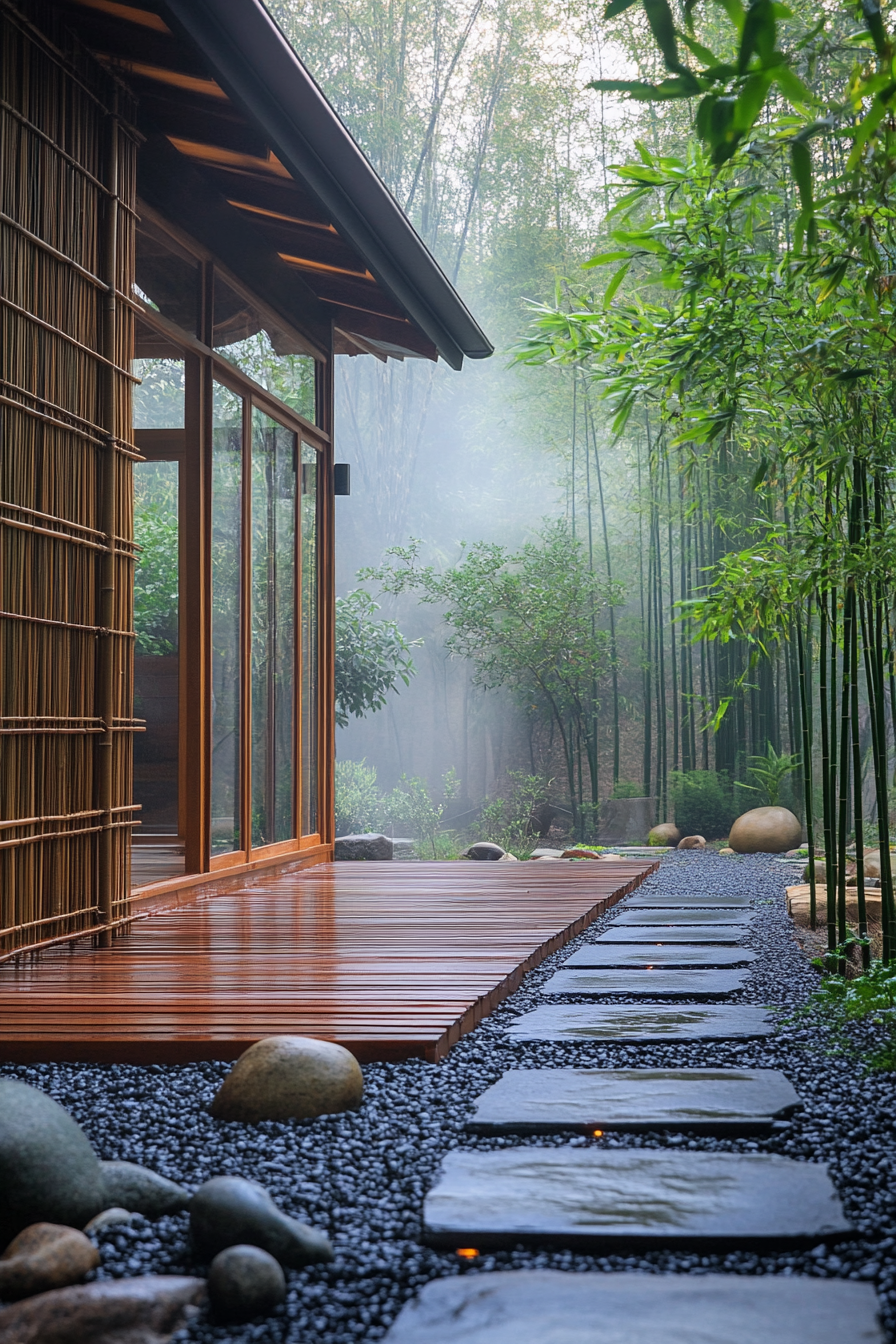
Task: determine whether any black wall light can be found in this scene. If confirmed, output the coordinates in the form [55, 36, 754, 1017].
[334, 463, 351, 495]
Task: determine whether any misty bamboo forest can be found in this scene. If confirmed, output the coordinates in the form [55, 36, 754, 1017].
[7, 0, 896, 1341]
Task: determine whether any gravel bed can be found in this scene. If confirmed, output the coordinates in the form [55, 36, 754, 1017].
[4, 851, 896, 1342]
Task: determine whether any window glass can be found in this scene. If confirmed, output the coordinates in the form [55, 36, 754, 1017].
[301, 442, 319, 836]
[133, 358, 185, 429]
[132, 460, 179, 835]
[135, 217, 200, 337]
[213, 271, 315, 421]
[251, 410, 297, 846]
[210, 383, 243, 855]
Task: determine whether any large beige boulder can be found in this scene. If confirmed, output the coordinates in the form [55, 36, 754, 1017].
[210, 1037, 363, 1123]
[648, 823, 680, 847]
[729, 806, 801, 854]
[677, 835, 706, 850]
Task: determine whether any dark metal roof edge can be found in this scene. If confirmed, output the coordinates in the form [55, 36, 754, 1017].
[160, 0, 493, 370]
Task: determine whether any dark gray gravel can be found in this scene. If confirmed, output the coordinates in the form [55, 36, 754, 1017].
[4, 851, 896, 1343]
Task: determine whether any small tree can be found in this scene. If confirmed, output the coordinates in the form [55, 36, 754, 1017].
[365, 521, 622, 835]
[335, 589, 418, 729]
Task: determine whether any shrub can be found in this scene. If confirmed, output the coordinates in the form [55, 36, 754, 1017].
[610, 780, 644, 799]
[670, 770, 736, 839]
[335, 759, 380, 836]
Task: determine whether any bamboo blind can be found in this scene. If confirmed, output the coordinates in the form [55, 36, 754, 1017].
[1, 0, 139, 955]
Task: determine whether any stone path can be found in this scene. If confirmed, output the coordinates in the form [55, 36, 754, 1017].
[540, 968, 750, 996]
[563, 942, 757, 967]
[392, 860, 882, 1344]
[467, 1067, 800, 1134]
[384, 1270, 882, 1344]
[625, 892, 752, 908]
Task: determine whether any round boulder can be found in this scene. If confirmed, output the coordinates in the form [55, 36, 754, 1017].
[210, 1036, 363, 1123]
[0, 1081, 106, 1246]
[648, 823, 681, 847]
[728, 806, 802, 855]
[677, 835, 706, 850]
[208, 1244, 286, 1324]
[462, 842, 505, 860]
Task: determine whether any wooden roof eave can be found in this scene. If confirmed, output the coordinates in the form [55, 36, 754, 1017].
[159, 0, 493, 371]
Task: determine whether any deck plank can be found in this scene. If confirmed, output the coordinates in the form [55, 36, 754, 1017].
[0, 860, 655, 1063]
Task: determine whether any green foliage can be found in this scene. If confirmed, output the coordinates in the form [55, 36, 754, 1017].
[741, 743, 800, 808]
[335, 590, 418, 729]
[670, 770, 735, 839]
[611, 780, 644, 799]
[335, 759, 381, 836]
[478, 772, 549, 856]
[380, 770, 459, 859]
[364, 521, 622, 832]
[133, 464, 178, 657]
[796, 959, 896, 1071]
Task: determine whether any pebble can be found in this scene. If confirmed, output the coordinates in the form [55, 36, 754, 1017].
[100, 1160, 191, 1217]
[210, 1037, 363, 1124]
[0, 1223, 99, 1301]
[3, 855, 896, 1344]
[0, 1273, 205, 1343]
[207, 1244, 286, 1323]
[190, 1175, 333, 1267]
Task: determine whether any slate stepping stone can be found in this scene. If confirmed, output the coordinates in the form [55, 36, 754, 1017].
[466, 1067, 800, 1135]
[625, 893, 751, 908]
[612, 909, 753, 926]
[564, 943, 757, 968]
[540, 968, 748, 997]
[422, 1149, 851, 1249]
[596, 925, 747, 943]
[507, 1004, 773, 1042]
[382, 1270, 882, 1344]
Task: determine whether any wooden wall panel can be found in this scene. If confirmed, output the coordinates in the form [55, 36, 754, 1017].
[0, 0, 138, 954]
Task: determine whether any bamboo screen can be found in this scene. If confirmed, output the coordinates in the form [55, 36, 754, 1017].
[1, 0, 139, 956]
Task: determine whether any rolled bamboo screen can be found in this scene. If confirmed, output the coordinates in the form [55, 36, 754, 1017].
[1, 0, 139, 956]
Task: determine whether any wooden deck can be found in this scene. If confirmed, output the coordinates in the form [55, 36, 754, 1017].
[0, 860, 656, 1064]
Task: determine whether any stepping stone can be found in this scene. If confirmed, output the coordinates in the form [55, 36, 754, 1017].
[612, 909, 753, 926]
[596, 925, 748, 943]
[625, 893, 751, 908]
[422, 1149, 852, 1249]
[540, 968, 748, 997]
[383, 1270, 882, 1344]
[564, 943, 757, 968]
[466, 1067, 800, 1134]
[507, 1004, 773, 1042]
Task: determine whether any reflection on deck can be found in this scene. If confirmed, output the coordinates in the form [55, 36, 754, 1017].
[0, 860, 656, 1064]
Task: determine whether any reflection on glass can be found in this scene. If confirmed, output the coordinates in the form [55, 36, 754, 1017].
[133, 358, 185, 429]
[251, 411, 297, 846]
[135, 218, 199, 337]
[213, 271, 315, 421]
[211, 383, 243, 854]
[301, 443, 318, 835]
[133, 461, 179, 833]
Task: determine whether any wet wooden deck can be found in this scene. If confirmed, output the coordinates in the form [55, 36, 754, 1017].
[0, 859, 656, 1064]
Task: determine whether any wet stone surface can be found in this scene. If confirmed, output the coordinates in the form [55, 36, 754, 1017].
[3, 852, 896, 1344]
[612, 909, 754, 927]
[624, 893, 752, 909]
[422, 1148, 851, 1249]
[563, 943, 758, 968]
[539, 969, 749, 998]
[507, 1005, 774, 1042]
[382, 1270, 883, 1344]
[466, 1068, 801, 1135]
[595, 925, 749, 944]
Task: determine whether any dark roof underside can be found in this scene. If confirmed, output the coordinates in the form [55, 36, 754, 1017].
[58, 0, 492, 368]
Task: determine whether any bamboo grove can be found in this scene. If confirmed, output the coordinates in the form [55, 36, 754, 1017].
[518, 0, 896, 966]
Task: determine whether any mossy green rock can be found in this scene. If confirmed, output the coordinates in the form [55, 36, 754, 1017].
[648, 823, 680, 847]
[190, 1176, 333, 1268]
[0, 1081, 106, 1245]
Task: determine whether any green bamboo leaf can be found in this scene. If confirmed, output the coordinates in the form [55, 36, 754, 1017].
[774, 64, 817, 108]
[604, 0, 639, 16]
[733, 70, 774, 133]
[860, 0, 887, 58]
[583, 250, 632, 268]
[603, 262, 632, 308]
[679, 32, 719, 65]
[714, 0, 746, 34]
[737, 0, 776, 74]
[846, 98, 888, 171]
[789, 139, 813, 214]
[643, 0, 681, 71]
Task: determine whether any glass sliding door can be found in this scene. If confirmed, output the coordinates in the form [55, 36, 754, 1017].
[301, 442, 319, 837]
[251, 410, 297, 846]
[210, 382, 244, 855]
